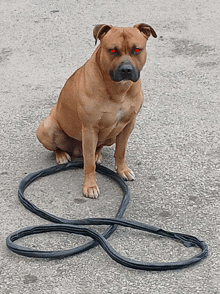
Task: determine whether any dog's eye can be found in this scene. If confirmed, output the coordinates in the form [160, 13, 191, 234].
[134, 48, 141, 54]
[109, 48, 119, 55]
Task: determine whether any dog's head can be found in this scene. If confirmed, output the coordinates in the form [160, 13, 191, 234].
[93, 23, 157, 83]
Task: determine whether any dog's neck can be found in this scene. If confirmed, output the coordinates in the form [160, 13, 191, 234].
[105, 79, 133, 102]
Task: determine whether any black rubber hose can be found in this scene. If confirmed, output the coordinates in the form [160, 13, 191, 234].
[6, 162, 208, 270]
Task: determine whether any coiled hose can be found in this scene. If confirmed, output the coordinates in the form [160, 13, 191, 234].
[6, 162, 208, 270]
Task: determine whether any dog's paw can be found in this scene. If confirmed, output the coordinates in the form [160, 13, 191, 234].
[95, 151, 102, 165]
[54, 150, 71, 164]
[115, 165, 135, 181]
[83, 183, 100, 199]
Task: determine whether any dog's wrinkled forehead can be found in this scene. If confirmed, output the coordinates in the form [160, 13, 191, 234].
[101, 27, 146, 50]
[94, 24, 157, 47]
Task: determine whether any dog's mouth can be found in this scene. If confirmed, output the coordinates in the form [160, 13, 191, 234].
[109, 61, 140, 83]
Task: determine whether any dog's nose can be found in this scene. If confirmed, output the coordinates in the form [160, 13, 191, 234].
[119, 64, 133, 78]
[110, 60, 140, 82]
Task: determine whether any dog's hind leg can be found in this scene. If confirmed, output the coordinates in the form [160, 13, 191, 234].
[36, 106, 78, 164]
[95, 145, 103, 164]
[53, 149, 71, 164]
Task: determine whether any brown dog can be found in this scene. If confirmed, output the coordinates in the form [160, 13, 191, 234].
[37, 23, 157, 198]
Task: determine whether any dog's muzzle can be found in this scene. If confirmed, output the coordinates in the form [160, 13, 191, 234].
[110, 60, 140, 82]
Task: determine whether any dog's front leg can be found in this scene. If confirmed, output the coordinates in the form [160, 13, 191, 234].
[114, 119, 136, 181]
[82, 127, 100, 198]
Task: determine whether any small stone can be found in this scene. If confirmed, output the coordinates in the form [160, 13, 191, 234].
[74, 198, 87, 204]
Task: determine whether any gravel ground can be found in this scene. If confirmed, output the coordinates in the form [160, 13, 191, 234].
[0, 0, 219, 293]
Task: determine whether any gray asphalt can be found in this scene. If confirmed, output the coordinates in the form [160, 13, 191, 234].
[0, 0, 220, 293]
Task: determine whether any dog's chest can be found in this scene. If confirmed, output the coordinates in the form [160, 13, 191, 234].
[116, 110, 124, 122]
[100, 104, 136, 127]
[97, 102, 138, 142]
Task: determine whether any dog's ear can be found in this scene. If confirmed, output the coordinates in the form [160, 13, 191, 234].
[93, 24, 112, 45]
[134, 23, 157, 39]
